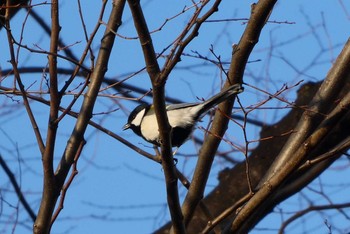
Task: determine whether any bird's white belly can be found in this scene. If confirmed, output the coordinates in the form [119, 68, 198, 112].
[140, 107, 198, 142]
[140, 111, 159, 141]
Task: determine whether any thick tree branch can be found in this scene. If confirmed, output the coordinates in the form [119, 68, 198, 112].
[155, 82, 318, 234]
[229, 39, 350, 233]
[237, 95, 350, 233]
[262, 38, 350, 184]
[34, 1, 61, 232]
[0, 0, 29, 30]
[180, 0, 277, 228]
[33, 1, 126, 233]
[127, 0, 185, 233]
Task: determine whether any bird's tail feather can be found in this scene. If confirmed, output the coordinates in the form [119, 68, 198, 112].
[200, 84, 243, 115]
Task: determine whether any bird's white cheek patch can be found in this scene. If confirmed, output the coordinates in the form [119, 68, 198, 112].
[131, 108, 146, 126]
[140, 109, 160, 141]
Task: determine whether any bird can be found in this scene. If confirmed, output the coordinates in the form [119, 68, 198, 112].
[123, 84, 243, 147]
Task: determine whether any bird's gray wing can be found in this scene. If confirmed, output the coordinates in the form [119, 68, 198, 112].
[166, 102, 199, 111]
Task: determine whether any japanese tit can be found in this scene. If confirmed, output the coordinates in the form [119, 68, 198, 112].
[123, 84, 243, 147]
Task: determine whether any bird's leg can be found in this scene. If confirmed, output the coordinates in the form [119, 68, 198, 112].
[172, 147, 179, 165]
[154, 145, 178, 165]
[172, 147, 179, 156]
[153, 145, 162, 163]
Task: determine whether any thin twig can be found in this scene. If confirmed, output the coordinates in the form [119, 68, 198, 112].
[201, 193, 253, 234]
[229, 39, 350, 233]
[50, 140, 86, 226]
[4, 0, 45, 154]
[0, 155, 36, 221]
[279, 202, 350, 234]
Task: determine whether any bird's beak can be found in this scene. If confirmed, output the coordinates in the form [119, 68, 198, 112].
[122, 123, 131, 131]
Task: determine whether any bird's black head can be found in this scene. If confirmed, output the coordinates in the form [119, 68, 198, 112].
[123, 103, 150, 136]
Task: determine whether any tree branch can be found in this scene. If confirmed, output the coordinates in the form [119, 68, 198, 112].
[155, 82, 318, 234]
[127, 0, 185, 233]
[279, 202, 350, 234]
[180, 0, 277, 228]
[33, 1, 126, 233]
[3, 0, 45, 154]
[261, 38, 350, 185]
[34, 1, 61, 232]
[228, 39, 350, 233]
[0, 155, 36, 222]
[162, 0, 222, 78]
[0, 0, 29, 30]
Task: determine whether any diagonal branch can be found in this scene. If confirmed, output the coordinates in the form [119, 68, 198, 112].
[279, 202, 350, 234]
[228, 39, 350, 233]
[3, 0, 45, 155]
[261, 38, 350, 185]
[0, 0, 29, 30]
[162, 0, 222, 78]
[127, 1, 185, 233]
[0, 155, 36, 222]
[180, 0, 277, 228]
[33, 1, 126, 233]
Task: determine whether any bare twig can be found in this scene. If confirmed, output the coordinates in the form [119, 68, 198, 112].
[279, 202, 350, 234]
[201, 193, 253, 234]
[162, 0, 222, 79]
[236, 97, 254, 194]
[229, 39, 350, 233]
[50, 140, 85, 226]
[54, 76, 90, 124]
[27, 8, 79, 64]
[0, 155, 36, 221]
[58, 0, 108, 96]
[298, 137, 350, 171]
[4, 0, 45, 154]
[33, 1, 127, 233]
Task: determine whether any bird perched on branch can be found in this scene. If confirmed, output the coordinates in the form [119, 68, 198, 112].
[123, 84, 244, 147]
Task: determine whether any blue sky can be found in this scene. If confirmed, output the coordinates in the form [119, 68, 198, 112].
[1, 1, 350, 233]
